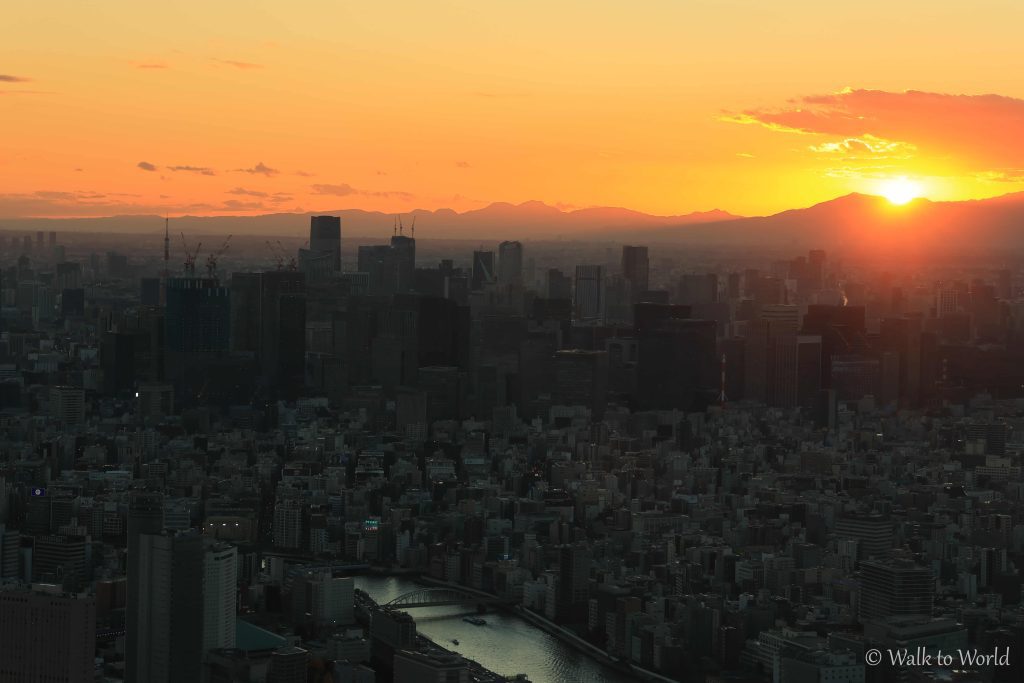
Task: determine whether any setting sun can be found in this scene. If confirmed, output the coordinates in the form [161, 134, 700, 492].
[879, 177, 923, 205]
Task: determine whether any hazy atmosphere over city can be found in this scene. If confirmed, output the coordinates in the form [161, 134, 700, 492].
[3, 2, 1024, 683]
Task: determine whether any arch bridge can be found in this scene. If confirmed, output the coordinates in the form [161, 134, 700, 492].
[383, 587, 508, 609]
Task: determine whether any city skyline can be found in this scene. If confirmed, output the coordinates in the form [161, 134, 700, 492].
[5, 1, 1024, 220]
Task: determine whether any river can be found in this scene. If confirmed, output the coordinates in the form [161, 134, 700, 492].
[354, 576, 636, 683]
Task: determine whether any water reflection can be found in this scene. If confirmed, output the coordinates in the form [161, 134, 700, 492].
[355, 576, 634, 683]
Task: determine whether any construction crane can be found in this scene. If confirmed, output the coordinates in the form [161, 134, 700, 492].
[180, 232, 202, 277]
[277, 239, 297, 271]
[205, 234, 232, 280]
[265, 240, 286, 270]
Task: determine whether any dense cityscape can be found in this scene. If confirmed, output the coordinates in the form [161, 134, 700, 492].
[1, 216, 1023, 683]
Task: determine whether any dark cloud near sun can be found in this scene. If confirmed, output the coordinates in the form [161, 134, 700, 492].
[137, 161, 158, 172]
[0, 74, 31, 82]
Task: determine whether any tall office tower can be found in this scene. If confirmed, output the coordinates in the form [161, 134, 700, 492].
[497, 240, 524, 287]
[556, 543, 592, 623]
[554, 350, 609, 418]
[795, 335, 823, 409]
[126, 491, 164, 682]
[471, 250, 495, 290]
[836, 513, 893, 562]
[164, 276, 231, 399]
[203, 541, 237, 650]
[879, 315, 924, 408]
[858, 559, 935, 624]
[128, 531, 204, 683]
[357, 244, 398, 295]
[759, 304, 799, 331]
[267, 646, 310, 683]
[390, 234, 416, 293]
[621, 245, 650, 301]
[573, 265, 604, 321]
[0, 588, 96, 683]
[0, 525, 19, 579]
[259, 270, 306, 392]
[547, 268, 572, 300]
[637, 318, 717, 411]
[308, 215, 342, 272]
[393, 650, 469, 683]
[273, 499, 304, 549]
[229, 273, 262, 353]
[678, 273, 718, 305]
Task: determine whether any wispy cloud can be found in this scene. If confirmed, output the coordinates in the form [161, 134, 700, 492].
[727, 88, 1024, 180]
[136, 62, 169, 69]
[137, 161, 158, 172]
[168, 165, 216, 176]
[213, 59, 263, 70]
[234, 161, 279, 176]
[228, 187, 268, 197]
[455, 161, 471, 168]
[311, 183, 356, 196]
[311, 183, 414, 201]
[808, 134, 916, 159]
[0, 74, 31, 82]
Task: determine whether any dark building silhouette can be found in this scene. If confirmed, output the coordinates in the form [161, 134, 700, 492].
[0, 589, 96, 683]
[637, 317, 716, 411]
[621, 245, 650, 302]
[472, 251, 495, 291]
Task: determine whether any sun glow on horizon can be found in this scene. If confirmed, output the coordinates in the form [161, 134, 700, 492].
[878, 177, 924, 205]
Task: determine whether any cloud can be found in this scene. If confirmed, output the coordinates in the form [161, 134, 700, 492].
[0, 189, 294, 218]
[136, 63, 168, 69]
[312, 183, 357, 196]
[295, 170, 314, 177]
[228, 187, 268, 197]
[808, 134, 916, 159]
[736, 152, 755, 158]
[726, 89, 1024, 177]
[455, 161, 471, 168]
[0, 74, 31, 82]
[213, 59, 263, 69]
[311, 183, 415, 201]
[168, 165, 216, 176]
[235, 161, 279, 176]
[137, 161, 158, 172]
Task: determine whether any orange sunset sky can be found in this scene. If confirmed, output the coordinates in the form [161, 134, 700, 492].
[3, 0, 1024, 220]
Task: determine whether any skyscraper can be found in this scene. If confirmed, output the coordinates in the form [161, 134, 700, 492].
[472, 251, 495, 290]
[164, 276, 231, 400]
[126, 491, 163, 682]
[573, 265, 604, 321]
[621, 245, 650, 301]
[497, 240, 524, 287]
[203, 541, 237, 651]
[128, 531, 204, 683]
[309, 215, 342, 272]
[390, 234, 416, 293]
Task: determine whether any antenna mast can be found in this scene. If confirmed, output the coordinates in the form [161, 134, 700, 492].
[719, 353, 728, 405]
